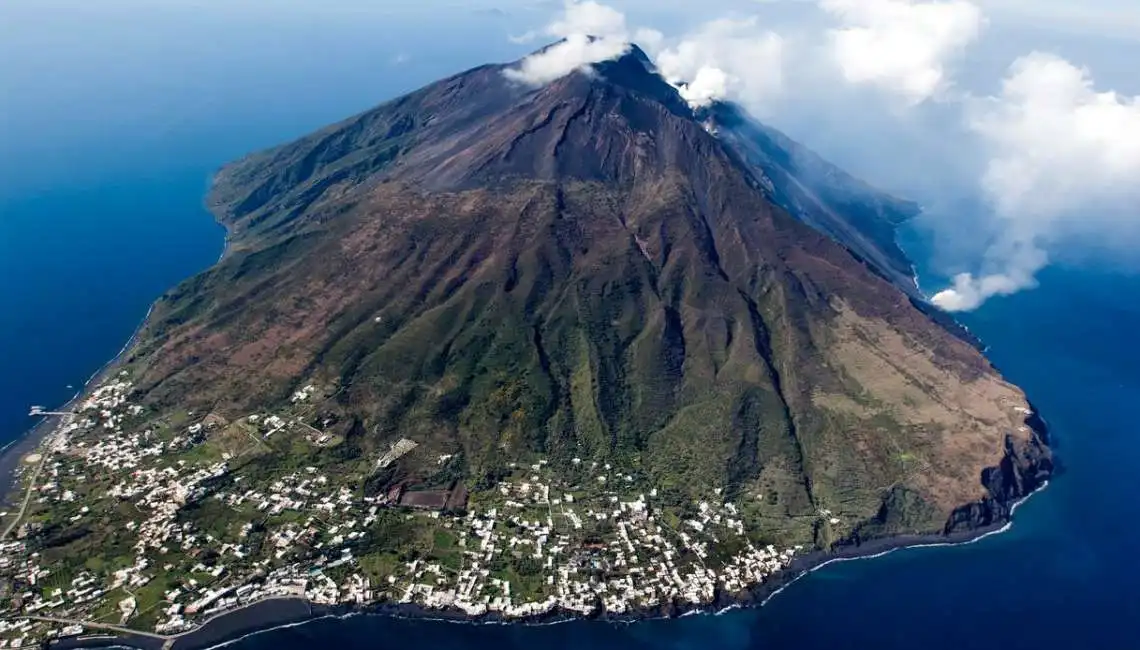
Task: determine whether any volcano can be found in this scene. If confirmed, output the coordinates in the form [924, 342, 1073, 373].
[125, 44, 1050, 545]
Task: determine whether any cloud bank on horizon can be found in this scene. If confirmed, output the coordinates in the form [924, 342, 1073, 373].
[505, 0, 1140, 312]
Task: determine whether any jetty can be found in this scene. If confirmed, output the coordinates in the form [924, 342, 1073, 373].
[28, 405, 74, 417]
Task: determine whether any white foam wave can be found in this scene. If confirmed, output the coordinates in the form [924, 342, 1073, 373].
[199, 614, 341, 650]
[758, 479, 1050, 607]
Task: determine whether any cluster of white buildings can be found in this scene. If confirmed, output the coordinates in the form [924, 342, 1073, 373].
[154, 561, 371, 634]
[0, 618, 36, 648]
[0, 374, 807, 648]
[384, 462, 802, 618]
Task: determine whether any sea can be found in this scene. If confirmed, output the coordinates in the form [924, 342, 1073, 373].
[4, 12, 1140, 650]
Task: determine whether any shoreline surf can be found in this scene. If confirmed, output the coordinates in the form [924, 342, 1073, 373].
[16, 184, 1055, 650]
[15, 276, 1055, 650]
[0, 302, 155, 505]
[46, 482, 1051, 650]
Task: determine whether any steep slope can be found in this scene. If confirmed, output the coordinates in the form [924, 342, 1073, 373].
[704, 102, 922, 293]
[123, 46, 1050, 547]
[207, 46, 918, 288]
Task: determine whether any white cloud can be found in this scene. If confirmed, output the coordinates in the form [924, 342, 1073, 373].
[821, 0, 984, 104]
[502, 1, 631, 86]
[970, 52, 1140, 219]
[931, 274, 1017, 311]
[632, 27, 665, 54]
[504, 33, 631, 85]
[677, 67, 731, 108]
[503, 1, 1140, 313]
[932, 52, 1140, 311]
[503, 2, 783, 107]
[546, 0, 626, 39]
[930, 241, 1047, 310]
[654, 17, 785, 110]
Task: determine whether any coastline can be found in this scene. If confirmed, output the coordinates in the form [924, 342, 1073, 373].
[0, 303, 154, 506]
[45, 481, 1050, 650]
[25, 320, 1053, 650]
[9, 284, 1053, 650]
[22, 175, 1056, 650]
[0, 171, 230, 500]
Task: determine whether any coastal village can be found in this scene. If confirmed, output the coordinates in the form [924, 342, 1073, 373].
[0, 373, 805, 647]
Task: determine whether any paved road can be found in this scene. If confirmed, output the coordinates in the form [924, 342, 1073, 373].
[12, 614, 169, 641]
[1, 441, 51, 540]
[7, 595, 315, 650]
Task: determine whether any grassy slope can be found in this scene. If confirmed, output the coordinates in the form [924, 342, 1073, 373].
[120, 168, 1027, 548]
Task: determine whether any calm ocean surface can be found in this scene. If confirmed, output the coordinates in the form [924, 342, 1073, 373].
[3, 20, 1140, 648]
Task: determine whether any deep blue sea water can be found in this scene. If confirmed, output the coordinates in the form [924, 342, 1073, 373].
[3, 9, 1140, 648]
[0, 169, 223, 443]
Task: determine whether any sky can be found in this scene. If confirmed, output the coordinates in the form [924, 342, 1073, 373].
[2, 0, 1139, 310]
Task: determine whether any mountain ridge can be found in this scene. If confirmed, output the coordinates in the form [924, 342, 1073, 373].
[124, 44, 1050, 548]
[208, 46, 917, 288]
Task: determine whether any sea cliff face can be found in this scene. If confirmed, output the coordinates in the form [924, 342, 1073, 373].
[945, 409, 1054, 534]
[834, 407, 1052, 547]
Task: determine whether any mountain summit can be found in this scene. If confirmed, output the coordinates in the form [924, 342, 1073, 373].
[129, 45, 1049, 547]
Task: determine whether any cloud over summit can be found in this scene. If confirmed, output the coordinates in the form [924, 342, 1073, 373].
[503, 2, 784, 110]
[654, 17, 784, 110]
[503, 1, 630, 86]
[509, 0, 1140, 312]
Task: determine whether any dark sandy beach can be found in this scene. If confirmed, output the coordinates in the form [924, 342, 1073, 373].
[40, 512, 1030, 650]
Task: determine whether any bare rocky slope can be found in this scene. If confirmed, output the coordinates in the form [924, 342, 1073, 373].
[122, 45, 1050, 549]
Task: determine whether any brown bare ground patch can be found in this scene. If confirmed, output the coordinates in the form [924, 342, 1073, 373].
[399, 490, 450, 510]
[826, 300, 1030, 512]
[811, 391, 874, 419]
